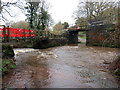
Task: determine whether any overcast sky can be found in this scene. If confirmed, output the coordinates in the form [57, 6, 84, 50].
[1, 0, 79, 26]
[47, 0, 79, 25]
[1, 0, 119, 26]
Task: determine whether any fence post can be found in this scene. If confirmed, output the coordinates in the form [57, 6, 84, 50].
[3, 25, 6, 42]
[49, 32, 51, 38]
[47, 31, 49, 39]
[44, 30, 46, 39]
[7, 26, 10, 42]
[24, 29, 26, 42]
[46, 31, 47, 39]
[42, 30, 44, 39]
[29, 29, 31, 41]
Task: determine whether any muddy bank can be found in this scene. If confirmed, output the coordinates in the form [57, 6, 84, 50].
[1, 45, 16, 75]
[2, 41, 33, 48]
[2, 44, 14, 58]
[2, 44, 120, 88]
[3, 38, 68, 49]
[109, 55, 120, 84]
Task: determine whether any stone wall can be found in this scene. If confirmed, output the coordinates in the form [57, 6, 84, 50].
[33, 38, 68, 49]
[86, 30, 120, 48]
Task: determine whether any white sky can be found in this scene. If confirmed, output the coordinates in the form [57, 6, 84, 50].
[47, 0, 79, 25]
[1, 0, 79, 26]
[1, 0, 119, 26]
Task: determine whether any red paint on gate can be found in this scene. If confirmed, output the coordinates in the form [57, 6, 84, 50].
[0, 28, 35, 37]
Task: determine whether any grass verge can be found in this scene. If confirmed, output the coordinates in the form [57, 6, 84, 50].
[0, 59, 16, 75]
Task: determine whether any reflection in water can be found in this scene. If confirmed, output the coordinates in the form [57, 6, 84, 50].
[3, 44, 119, 88]
[46, 64, 80, 88]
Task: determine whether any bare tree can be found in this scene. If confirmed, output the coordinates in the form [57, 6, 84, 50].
[75, 1, 117, 22]
[11, 21, 29, 29]
[0, 0, 25, 23]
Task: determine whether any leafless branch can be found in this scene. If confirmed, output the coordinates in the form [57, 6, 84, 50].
[0, 0, 25, 23]
[1, 13, 8, 22]
[2, 2, 9, 8]
[2, 2, 17, 9]
[4, 8, 14, 17]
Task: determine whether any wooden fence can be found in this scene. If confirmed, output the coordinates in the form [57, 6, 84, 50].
[0, 25, 66, 43]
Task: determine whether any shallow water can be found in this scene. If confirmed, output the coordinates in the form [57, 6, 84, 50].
[3, 44, 120, 88]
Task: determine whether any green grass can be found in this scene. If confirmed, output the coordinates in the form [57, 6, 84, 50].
[78, 31, 86, 39]
[26, 45, 33, 48]
[78, 36, 86, 39]
[79, 32, 83, 34]
[1, 59, 16, 74]
[81, 36, 86, 39]
[78, 32, 86, 34]
[114, 69, 120, 76]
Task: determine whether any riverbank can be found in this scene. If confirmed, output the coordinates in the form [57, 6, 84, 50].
[33, 38, 68, 49]
[1, 44, 16, 75]
[2, 38, 68, 49]
[109, 55, 120, 85]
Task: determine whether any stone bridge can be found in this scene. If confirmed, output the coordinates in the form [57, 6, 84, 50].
[67, 28, 88, 44]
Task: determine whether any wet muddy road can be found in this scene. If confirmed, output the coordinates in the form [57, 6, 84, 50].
[3, 44, 120, 88]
